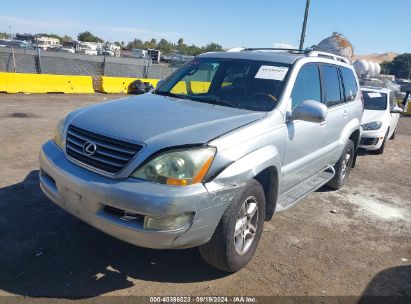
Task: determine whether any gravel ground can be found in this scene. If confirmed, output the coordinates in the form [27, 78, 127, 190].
[0, 93, 410, 299]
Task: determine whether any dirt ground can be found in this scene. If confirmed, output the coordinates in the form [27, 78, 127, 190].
[0, 93, 410, 300]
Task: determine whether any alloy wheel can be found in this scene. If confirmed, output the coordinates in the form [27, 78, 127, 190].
[234, 196, 259, 255]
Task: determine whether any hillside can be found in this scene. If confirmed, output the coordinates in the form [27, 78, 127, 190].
[352, 52, 398, 63]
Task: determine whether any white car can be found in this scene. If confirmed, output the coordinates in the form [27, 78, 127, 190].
[60, 47, 75, 54]
[360, 87, 402, 154]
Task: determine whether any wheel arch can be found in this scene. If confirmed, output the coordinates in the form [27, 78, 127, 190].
[254, 166, 279, 221]
[349, 128, 360, 168]
[205, 145, 282, 220]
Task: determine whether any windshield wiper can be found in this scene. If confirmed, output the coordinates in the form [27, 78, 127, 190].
[154, 91, 244, 109]
[189, 95, 238, 108]
[153, 90, 191, 100]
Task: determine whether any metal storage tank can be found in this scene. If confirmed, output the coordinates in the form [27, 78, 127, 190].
[368, 61, 376, 76]
[353, 59, 369, 77]
[360, 60, 370, 74]
[375, 63, 381, 75]
[315, 32, 353, 61]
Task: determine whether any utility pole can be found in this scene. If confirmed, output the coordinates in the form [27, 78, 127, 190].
[102, 41, 108, 76]
[299, 0, 311, 51]
[35, 36, 42, 74]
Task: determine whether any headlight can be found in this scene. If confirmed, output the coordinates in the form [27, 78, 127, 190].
[362, 121, 382, 130]
[131, 147, 216, 186]
[52, 117, 66, 149]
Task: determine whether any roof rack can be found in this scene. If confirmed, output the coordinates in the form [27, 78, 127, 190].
[226, 47, 308, 54]
[225, 48, 351, 64]
[243, 48, 308, 54]
[307, 51, 350, 64]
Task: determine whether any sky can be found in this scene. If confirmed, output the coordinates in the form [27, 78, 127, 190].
[0, 0, 409, 54]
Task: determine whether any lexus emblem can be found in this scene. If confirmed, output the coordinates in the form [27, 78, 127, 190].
[83, 141, 97, 156]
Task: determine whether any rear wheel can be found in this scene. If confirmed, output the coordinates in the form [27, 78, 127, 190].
[327, 139, 355, 190]
[199, 179, 265, 272]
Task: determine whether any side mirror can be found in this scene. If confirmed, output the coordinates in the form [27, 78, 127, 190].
[391, 106, 403, 114]
[292, 100, 327, 123]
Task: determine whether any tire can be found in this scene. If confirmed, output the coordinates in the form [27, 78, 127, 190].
[327, 139, 355, 190]
[376, 131, 389, 154]
[199, 179, 266, 272]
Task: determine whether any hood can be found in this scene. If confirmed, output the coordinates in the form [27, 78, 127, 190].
[70, 93, 265, 147]
[361, 109, 387, 125]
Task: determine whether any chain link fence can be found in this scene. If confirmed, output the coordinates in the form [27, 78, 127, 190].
[0, 47, 180, 79]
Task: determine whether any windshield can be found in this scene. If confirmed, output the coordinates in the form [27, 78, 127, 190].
[154, 58, 291, 111]
[362, 91, 387, 111]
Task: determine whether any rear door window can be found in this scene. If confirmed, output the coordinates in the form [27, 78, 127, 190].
[340, 67, 358, 102]
[321, 65, 344, 107]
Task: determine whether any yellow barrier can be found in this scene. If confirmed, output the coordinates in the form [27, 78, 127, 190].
[100, 77, 214, 94]
[405, 102, 411, 116]
[100, 76, 159, 94]
[0, 72, 94, 94]
[171, 81, 211, 94]
[0, 73, 231, 95]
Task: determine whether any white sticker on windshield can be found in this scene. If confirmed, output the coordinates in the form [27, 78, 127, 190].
[255, 65, 288, 81]
[368, 92, 382, 98]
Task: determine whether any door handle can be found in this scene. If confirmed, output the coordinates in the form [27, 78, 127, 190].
[320, 121, 326, 126]
[343, 110, 349, 118]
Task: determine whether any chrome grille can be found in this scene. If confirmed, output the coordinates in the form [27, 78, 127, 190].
[65, 124, 142, 174]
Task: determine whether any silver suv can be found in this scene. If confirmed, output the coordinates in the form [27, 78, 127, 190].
[39, 49, 363, 272]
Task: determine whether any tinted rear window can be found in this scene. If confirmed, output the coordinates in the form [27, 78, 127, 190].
[340, 67, 358, 101]
[322, 65, 344, 107]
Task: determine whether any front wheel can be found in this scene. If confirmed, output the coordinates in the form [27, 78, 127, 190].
[376, 131, 389, 154]
[199, 179, 266, 272]
[327, 139, 355, 190]
[389, 128, 396, 140]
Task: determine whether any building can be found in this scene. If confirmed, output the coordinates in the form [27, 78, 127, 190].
[76, 41, 100, 56]
[15, 33, 35, 42]
[132, 48, 149, 59]
[101, 43, 121, 57]
[35, 36, 60, 50]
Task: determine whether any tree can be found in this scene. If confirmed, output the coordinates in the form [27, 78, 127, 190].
[381, 53, 411, 78]
[157, 38, 173, 54]
[177, 38, 187, 53]
[143, 38, 157, 49]
[124, 37, 224, 56]
[0, 32, 8, 39]
[37, 33, 63, 41]
[126, 38, 144, 50]
[61, 35, 73, 43]
[77, 31, 104, 43]
[203, 42, 223, 53]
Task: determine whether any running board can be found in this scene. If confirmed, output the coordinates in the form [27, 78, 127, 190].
[276, 167, 335, 212]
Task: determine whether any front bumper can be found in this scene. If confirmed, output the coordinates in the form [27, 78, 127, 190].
[359, 130, 386, 150]
[39, 140, 235, 249]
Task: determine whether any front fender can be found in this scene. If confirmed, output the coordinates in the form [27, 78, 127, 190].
[204, 145, 282, 192]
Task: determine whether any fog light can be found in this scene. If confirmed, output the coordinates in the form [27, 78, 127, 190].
[144, 213, 194, 231]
